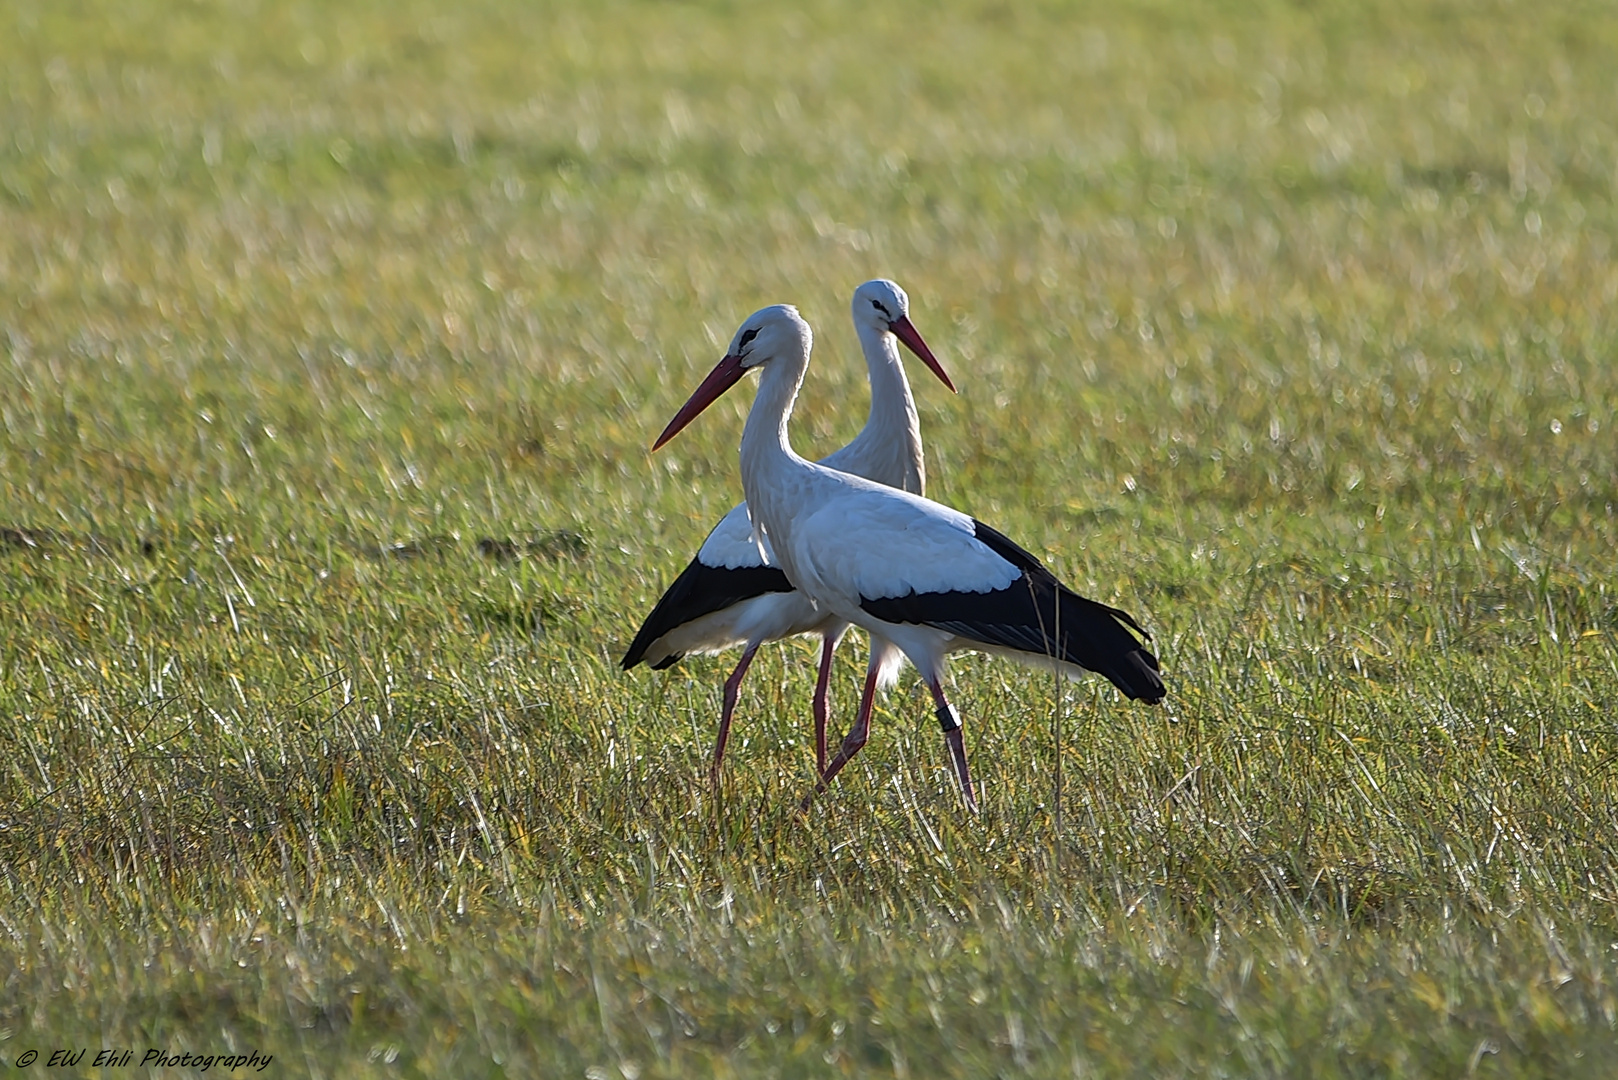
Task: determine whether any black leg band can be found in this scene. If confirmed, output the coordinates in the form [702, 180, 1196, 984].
[936, 702, 961, 734]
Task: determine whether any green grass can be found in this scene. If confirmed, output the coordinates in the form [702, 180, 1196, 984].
[4, 0, 1618, 1075]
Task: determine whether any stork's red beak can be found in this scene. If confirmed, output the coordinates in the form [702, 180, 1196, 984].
[888, 315, 956, 393]
[652, 352, 748, 450]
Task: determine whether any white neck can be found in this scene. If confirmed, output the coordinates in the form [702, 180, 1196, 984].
[826, 321, 925, 495]
[738, 335, 841, 593]
[738, 345, 809, 516]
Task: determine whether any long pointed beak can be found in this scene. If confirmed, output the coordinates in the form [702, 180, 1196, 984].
[888, 315, 956, 393]
[652, 352, 749, 451]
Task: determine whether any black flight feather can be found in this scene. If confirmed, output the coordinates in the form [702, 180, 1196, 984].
[859, 519, 1165, 702]
[621, 556, 794, 670]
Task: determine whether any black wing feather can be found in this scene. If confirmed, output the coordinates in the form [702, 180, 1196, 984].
[621, 556, 793, 670]
[859, 519, 1165, 703]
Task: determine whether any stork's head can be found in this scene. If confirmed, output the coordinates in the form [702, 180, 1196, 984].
[728, 303, 811, 371]
[653, 305, 811, 450]
[851, 278, 910, 332]
[851, 279, 955, 392]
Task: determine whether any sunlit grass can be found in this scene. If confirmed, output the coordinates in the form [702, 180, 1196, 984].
[2, 0, 1617, 1075]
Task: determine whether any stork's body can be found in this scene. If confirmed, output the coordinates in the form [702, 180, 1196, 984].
[653, 306, 1164, 811]
[622, 281, 954, 783]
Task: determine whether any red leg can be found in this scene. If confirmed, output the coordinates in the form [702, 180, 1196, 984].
[800, 662, 880, 810]
[712, 643, 759, 790]
[927, 678, 978, 813]
[811, 634, 838, 776]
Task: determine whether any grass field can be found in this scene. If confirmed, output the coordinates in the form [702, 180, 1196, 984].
[4, 0, 1618, 1075]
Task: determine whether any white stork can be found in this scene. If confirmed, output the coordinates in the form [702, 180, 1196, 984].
[652, 305, 1163, 812]
[622, 280, 955, 784]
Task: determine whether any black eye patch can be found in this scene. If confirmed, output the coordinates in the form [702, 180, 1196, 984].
[870, 299, 891, 318]
[738, 327, 759, 348]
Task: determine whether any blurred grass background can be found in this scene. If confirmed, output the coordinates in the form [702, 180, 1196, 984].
[3, 0, 1618, 1075]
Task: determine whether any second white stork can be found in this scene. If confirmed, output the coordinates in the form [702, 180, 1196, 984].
[652, 304, 1164, 812]
[622, 280, 955, 784]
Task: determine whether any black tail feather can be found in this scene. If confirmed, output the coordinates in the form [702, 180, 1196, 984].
[1061, 591, 1164, 702]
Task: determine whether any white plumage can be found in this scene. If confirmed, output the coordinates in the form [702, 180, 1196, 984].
[622, 280, 955, 783]
[790, 483, 1021, 604]
[653, 305, 1164, 812]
